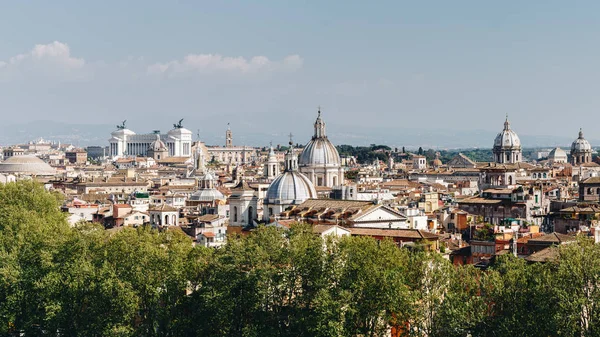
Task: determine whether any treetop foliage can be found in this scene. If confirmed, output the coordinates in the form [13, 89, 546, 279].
[1, 181, 600, 336]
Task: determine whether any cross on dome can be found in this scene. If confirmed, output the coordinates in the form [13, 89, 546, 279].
[504, 114, 511, 130]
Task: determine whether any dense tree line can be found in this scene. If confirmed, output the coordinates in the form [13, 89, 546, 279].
[2, 181, 600, 336]
[337, 145, 391, 164]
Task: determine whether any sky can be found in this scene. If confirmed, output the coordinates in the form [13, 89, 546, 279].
[1, 1, 600, 146]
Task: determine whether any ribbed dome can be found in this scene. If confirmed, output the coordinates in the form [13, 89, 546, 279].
[265, 171, 317, 205]
[493, 117, 521, 149]
[149, 138, 168, 152]
[299, 138, 341, 166]
[299, 110, 341, 167]
[548, 147, 567, 163]
[571, 129, 592, 153]
[266, 139, 317, 205]
[0, 155, 55, 175]
[189, 188, 225, 202]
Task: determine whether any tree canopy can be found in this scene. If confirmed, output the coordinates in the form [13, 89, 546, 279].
[1, 181, 600, 336]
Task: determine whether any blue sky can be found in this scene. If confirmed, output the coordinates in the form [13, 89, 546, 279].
[1, 1, 600, 145]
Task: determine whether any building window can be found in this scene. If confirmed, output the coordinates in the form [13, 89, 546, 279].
[233, 207, 238, 222]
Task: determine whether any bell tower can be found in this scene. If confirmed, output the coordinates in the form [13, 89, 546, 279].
[226, 123, 233, 148]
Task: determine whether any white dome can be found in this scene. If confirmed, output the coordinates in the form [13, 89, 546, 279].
[266, 171, 317, 205]
[0, 155, 55, 175]
[493, 118, 521, 149]
[299, 110, 341, 167]
[548, 147, 567, 163]
[299, 138, 341, 166]
[571, 129, 592, 153]
[189, 188, 225, 202]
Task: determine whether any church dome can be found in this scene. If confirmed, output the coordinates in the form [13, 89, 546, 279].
[571, 129, 592, 153]
[266, 171, 317, 205]
[266, 138, 317, 205]
[548, 147, 568, 163]
[189, 188, 225, 202]
[149, 137, 168, 152]
[299, 139, 340, 166]
[0, 155, 56, 175]
[299, 110, 341, 167]
[493, 117, 521, 149]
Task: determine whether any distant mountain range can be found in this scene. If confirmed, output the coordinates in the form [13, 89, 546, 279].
[0, 120, 595, 150]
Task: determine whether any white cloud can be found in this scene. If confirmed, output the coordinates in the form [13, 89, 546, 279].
[147, 53, 303, 75]
[4, 41, 85, 69]
[0, 41, 87, 81]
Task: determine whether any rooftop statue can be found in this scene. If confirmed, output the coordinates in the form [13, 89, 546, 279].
[117, 120, 127, 130]
[173, 119, 184, 129]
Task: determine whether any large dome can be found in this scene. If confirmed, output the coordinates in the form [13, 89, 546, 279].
[548, 147, 567, 163]
[493, 118, 521, 149]
[299, 138, 340, 166]
[265, 171, 317, 205]
[299, 110, 341, 167]
[571, 129, 592, 153]
[189, 188, 225, 202]
[0, 155, 56, 175]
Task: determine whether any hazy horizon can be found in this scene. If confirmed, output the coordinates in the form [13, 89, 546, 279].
[2, 1, 600, 147]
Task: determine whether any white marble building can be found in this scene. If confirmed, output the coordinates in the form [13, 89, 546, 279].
[109, 120, 193, 159]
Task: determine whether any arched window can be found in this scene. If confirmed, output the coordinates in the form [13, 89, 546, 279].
[248, 206, 254, 224]
[233, 206, 238, 222]
[532, 173, 537, 179]
[165, 214, 169, 225]
[172, 214, 176, 225]
[508, 176, 513, 185]
[543, 173, 547, 178]
[588, 188, 593, 195]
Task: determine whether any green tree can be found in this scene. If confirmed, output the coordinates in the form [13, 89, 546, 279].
[483, 255, 556, 337]
[338, 237, 411, 337]
[0, 181, 71, 335]
[553, 238, 600, 336]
